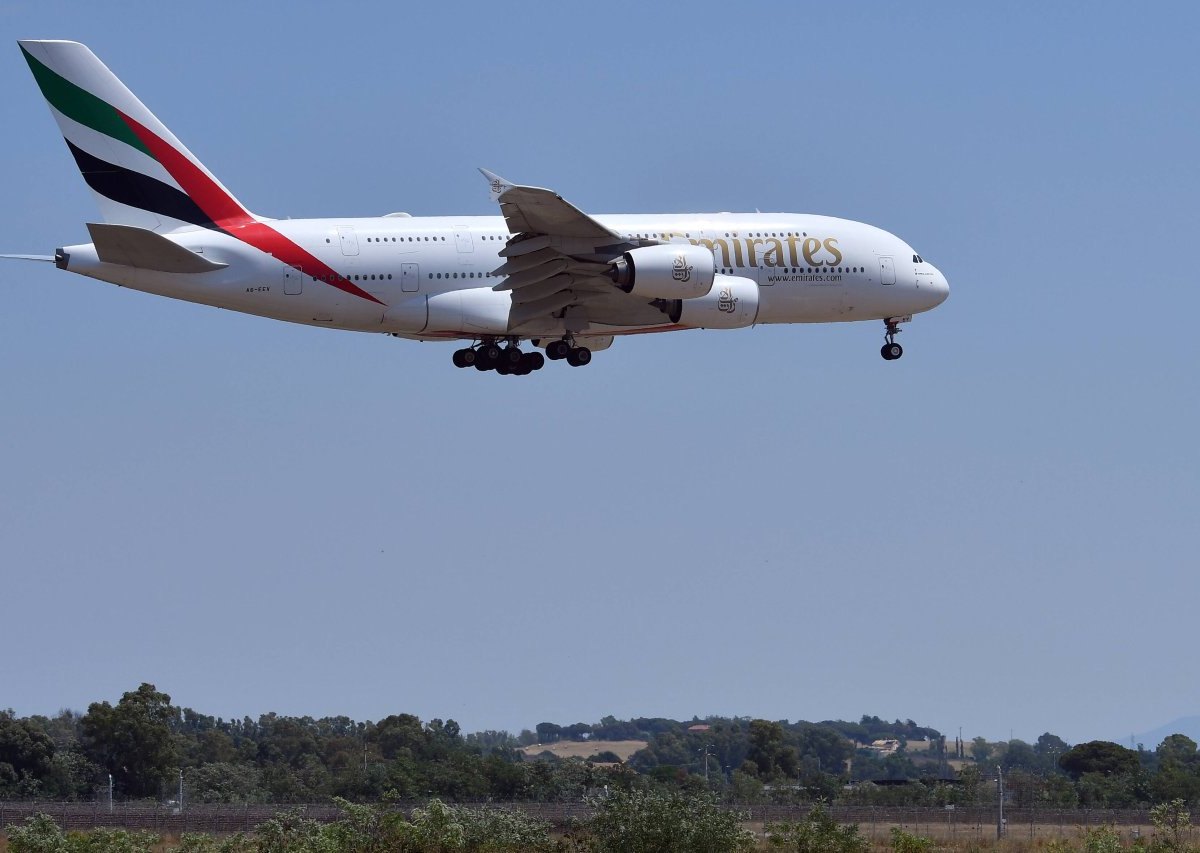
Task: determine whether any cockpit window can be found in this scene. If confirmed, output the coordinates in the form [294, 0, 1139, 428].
[913, 254, 924, 263]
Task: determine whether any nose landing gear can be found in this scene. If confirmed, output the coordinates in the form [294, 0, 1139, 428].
[881, 319, 904, 361]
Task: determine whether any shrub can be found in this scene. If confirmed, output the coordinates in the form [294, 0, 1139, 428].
[585, 789, 754, 853]
[889, 827, 934, 853]
[764, 806, 869, 853]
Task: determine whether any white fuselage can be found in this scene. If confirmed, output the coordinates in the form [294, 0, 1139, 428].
[60, 211, 949, 343]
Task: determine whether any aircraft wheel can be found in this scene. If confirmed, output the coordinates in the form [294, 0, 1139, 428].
[502, 346, 524, 366]
[567, 347, 592, 367]
[523, 352, 545, 372]
[479, 343, 502, 363]
[546, 340, 570, 360]
[881, 343, 903, 361]
[453, 348, 475, 368]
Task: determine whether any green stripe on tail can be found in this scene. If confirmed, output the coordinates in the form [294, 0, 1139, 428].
[20, 45, 153, 158]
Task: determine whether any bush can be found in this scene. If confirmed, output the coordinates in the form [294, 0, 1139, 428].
[4, 815, 159, 853]
[764, 806, 869, 853]
[1082, 825, 1123, 853]
[585, 789, 754, 853]
[889, 827, 934, 853]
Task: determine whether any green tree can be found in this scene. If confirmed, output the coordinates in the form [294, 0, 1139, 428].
[79, 684, 178, 798]
[0, 712, 57, 797]
[970, 737, 992, 764]
[1059, 741, 1141, 781]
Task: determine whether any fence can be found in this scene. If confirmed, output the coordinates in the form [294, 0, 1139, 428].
[0, 801, 1188, 843]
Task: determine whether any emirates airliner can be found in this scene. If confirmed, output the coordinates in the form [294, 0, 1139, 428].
[5, 40, 949, 375]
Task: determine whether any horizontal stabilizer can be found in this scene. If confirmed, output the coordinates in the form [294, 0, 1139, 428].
[0, 254, 54, 262]
[86, 223, 227, 273]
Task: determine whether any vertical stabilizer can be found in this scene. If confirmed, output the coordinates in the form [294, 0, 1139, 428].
[19, 39, 255, 233]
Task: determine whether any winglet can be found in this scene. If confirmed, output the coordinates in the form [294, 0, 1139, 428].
[479, 168, 514, 202]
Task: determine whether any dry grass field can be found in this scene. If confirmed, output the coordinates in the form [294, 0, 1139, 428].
[518, 739, 647, 762]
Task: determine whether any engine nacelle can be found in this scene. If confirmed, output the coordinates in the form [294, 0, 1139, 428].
[668, 274, 759, 329]
[610, 244, 715, 299]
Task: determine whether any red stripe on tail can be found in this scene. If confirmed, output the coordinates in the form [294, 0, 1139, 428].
[117, 111, 385, 306]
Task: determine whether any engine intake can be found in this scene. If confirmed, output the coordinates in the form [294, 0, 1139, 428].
[610, 244, 715, 299]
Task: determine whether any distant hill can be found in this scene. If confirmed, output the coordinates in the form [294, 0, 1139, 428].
[1127, 717, 1200, 749]
[519, 739, 648, 763]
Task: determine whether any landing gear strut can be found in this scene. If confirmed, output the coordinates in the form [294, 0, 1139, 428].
[880, 319, 904, 361]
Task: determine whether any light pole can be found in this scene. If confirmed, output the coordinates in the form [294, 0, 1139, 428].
[996, 766, 1005, 840]
[697, 745, 713, 783]
[108, 774, 113, 813]
[178, 769, 184, 812]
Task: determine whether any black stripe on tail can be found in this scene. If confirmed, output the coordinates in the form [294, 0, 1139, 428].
[65, 139, 215, 229]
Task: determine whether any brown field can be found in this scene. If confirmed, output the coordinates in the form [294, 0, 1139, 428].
[518, 739, 647, 761]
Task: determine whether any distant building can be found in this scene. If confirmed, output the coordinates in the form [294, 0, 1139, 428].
[688, 724, 711, 732]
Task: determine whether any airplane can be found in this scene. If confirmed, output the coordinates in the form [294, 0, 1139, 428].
[4, 40, 949, 376]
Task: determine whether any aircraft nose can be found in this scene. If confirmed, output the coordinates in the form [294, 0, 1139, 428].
[927, 265, 949, 307]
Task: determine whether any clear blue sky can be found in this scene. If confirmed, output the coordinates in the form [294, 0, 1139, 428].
[1, 0, 1196, 747]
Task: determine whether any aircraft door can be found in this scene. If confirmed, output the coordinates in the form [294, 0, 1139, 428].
[454, 226, 474, 254]
[337, 226, 360, 256]
[879, 256, 896, 285]
[401, 263, 420, 292]
[283, 265, 302, 295]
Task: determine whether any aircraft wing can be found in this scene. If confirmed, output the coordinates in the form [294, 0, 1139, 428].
[478, 170, 673, 334]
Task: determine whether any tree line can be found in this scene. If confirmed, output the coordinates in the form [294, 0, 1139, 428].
[3, 684, 1200, 809]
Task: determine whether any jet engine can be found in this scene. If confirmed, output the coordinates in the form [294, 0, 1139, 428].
[609, 244, 714, 299]
[667, 274, 759, 329]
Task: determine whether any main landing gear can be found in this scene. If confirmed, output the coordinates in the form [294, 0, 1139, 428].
[452, 338, 593, 375]
[880, 319, 904, 361]
[544, 339, 591, 367]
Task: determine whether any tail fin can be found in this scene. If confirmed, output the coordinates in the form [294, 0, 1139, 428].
[19, 40, 255, 233]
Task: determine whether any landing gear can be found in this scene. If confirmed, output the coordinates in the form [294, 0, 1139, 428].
[452, 339, 587, 374]
[880, 319, 904, 361]
[544, 338, 593, 368]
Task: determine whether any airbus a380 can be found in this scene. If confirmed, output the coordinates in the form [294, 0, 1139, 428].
[5, 40, 949, 376]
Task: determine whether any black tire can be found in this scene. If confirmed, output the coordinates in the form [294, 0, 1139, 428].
[460, 348, 477, 367]
[452, 349, 467, 368]
[523, 352, 545, 371]
[881, 344, 893, 360]
[474, 357, 493, 371]
[479, 343, 502, 363]
[496, 362, 512, 376]
[886, 343, 903, 360]
[546, 340, 570, 360]
[502, 347, 523, 366]
[567, 347, 592, 367]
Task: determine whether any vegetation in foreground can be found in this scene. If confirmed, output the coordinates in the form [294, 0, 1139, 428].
[2, 798, 1198, 853]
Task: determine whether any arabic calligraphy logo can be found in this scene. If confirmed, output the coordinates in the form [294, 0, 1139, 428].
[717, 285, 738, 314]
[671, 253, 693, 283]
[490, 179, 504, 195]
